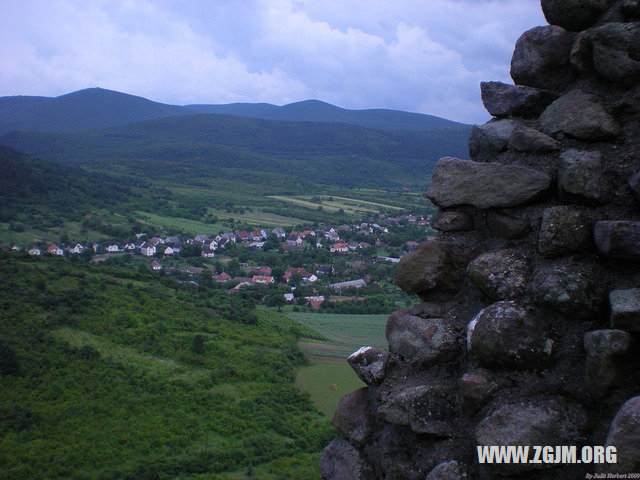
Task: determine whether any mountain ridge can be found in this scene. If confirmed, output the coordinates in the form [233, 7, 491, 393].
[0, 87, 469, 135]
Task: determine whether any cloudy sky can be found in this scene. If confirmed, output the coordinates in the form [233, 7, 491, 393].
[0, 0, 546, 124]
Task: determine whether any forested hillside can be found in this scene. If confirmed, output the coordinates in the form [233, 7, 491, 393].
[0, 251, 333, 479]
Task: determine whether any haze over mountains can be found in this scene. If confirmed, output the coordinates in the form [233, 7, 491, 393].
[0, 88, 471, 190]
[0, 87, 468, 135]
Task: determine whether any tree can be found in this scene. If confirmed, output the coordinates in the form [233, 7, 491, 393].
[191, 334, 205, 355]
[0, 340, 19, 375]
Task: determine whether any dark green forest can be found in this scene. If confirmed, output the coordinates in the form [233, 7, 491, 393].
[0, 251, 334, 479]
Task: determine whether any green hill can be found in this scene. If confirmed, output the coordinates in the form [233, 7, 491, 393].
[0, 88, 187, 134]
[0, 251, 333, 479]
[0, 88, 469, 134]
[0, 113, 470, 189]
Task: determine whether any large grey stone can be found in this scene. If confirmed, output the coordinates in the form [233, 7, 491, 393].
[467, 301, 552, 370]
[558, 149, 611, 203]
[432, 210, 474, 232]
[427, 157, 550, 209]
[467, 249, 528, 300]
[486, 209, 531, 239]
[540, 90, 621, 141]
[321, 437, 374, 480]
[510, 26, 576, 91]
[538, 206, 592, 257]
[468, 119, 518, 161]
[476, 399, 587, 474]
[610, 288, 640, 332]
[584, 329, 633, 397]
[378, 384, 453, 436]
[425, 461, 467, 480]
[386, 311, 457, 365]
[333, 387, 373, 446]
[594, 221, 640, 260]
[480, 81, 557, 118]
[582, 23, 640, 85]
[532, 261, 605, 319]
[347, 346, 390, 385]
[541, 0, 614, 31]
[459, 371, 499, 413]
[508, 126, 560, 153]
[395, 239, 469, 300]
[599, 396, 640, 474]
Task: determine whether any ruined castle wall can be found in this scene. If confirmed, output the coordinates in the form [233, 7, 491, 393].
[322, 1, 640, 478]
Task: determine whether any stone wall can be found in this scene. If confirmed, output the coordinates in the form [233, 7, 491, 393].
[321, 1, 640, 479]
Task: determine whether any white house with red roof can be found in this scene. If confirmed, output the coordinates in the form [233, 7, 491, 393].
[330, 243, 349, 253]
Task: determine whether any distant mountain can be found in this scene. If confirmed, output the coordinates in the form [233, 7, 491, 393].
[0, 88, 469, 135]
[0, 88, 186, 134]
[0, 113, 471, 189]
[186, 99, 466, 131]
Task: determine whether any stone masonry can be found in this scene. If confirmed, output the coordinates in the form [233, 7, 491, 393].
[322, 1, 640, 479]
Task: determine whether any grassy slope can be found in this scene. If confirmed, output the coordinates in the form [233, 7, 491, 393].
[0, 252, 334, 479]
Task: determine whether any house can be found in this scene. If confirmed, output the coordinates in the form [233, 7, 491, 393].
[47, 244, 64, 256]
[377, 256, 400, 264]
[248, 241, 265, 249]
[194, 234, 210, 243]
[272, 228, 286, 238]
[308, 299, 324, 309]
[348, 241, 359, 251]
[307, 274, 318, 283]
[205, 240, 218, 250]
[235, 231, 250, 241]
[330, 243, 349, 253]
[11, 245, 21, 252]
[149, 237, 164, 246]
[258, 266, 272, 276]
[151, 260, 162, 271]
[299, 230, 315, 238]
[106, 244, 120, 253]
[164, 246, 175, 256]
[283, 267, 312, 283]
[252, 275, 274, 284]
[67, 243, 84, 254]
[316, 265, 334, 276]
[329, 279, 367, 291]
[186, 266, 204, 275]
[229, 281, 254, 293]
[123, 242, 136, 251]
[139, 243, 156, 257]
[135, 233, 147, 239]
[216, 272, 232, 282]
[201, 247, 215, 258]
[165, 236, 180, 245]
[28, 247, 41, 256]
[284, 293, 295, 302]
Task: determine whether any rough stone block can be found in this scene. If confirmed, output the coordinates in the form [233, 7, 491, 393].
[599, 396, 640, 474]
[584, 329, 632, 397]
[558, 149, 610, 203]
[594, 221, 640, 260]
[467, 301, 553, 370]
[321, 437, 374, 480]
[378, 384, 453, 436]
[431, 210, 474, 232]
[541, 0, 613, 31]
[610, 288, 640, 332]
[427, 157, 550, 209]
[480, 81, 557, 118]
[468, 119, 518, 161]
[459, 371, 499, 413]
[467, 249, 528, 300]
[538, 206, 592, 257]
[508, 126, 560, 153]
[332, 387, 373, 446]
[510, 26, 576, 91]
[486, 209, 531, 239]
[532, 261, 605, 319]
[582, 23, 640, 85]
[347, 346, 390, 385]
[476, 399, 587, 474]
[395, 239, 469, 300]
[540, 90, 620, 141]
[386, 311, 457, 365]
[425, 461, 467, 480]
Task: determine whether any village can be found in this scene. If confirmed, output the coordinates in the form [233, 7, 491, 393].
[9, 213, 433, 311]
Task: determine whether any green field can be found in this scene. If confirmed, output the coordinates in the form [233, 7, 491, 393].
[288, 312, 388, 359]
[295, 362, 364, 418]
